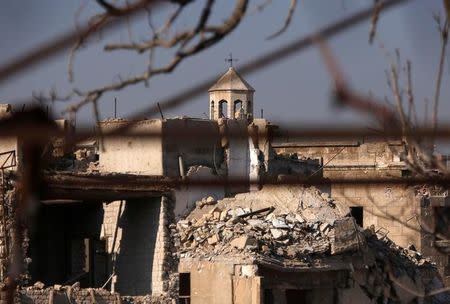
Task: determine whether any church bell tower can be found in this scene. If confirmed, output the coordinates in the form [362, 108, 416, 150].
[208, 55, 254, 120]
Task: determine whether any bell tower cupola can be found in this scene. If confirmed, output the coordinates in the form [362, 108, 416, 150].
[208, 59, 255, 120]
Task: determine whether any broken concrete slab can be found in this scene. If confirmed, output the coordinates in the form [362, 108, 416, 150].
[230, 236, 258, 249]
[331, 217, 365, 255]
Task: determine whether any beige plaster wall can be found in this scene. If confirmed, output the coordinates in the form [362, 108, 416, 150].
[99, 120, 163, 175]
[179, 260, 261, 304]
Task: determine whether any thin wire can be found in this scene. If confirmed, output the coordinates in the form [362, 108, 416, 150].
[308, 146, 347, 178]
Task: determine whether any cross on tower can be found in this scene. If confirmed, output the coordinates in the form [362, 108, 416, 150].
[225, 53, 238, 67]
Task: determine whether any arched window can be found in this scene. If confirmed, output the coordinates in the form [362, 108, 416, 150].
[218, 100, 228, 118]
[210, 100, 215, 118]
[234, 100, 243, 119]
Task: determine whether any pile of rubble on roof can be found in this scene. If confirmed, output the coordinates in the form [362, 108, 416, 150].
[174, 186, 360, 263]
[173, 185, 450, 303]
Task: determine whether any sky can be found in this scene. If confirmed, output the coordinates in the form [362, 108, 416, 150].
[0, 0, 449, 137]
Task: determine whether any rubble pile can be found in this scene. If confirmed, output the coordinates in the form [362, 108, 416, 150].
[174, 186, 358, 262]
[121, 294, 173, 304]
[10, 282, 174, 304]
[174, 186, 450, 303]
[12, 282, 120, 304]
[354, 230, 450, 303]
[176, 205, 355, 262]
[267, 153, 321, 177]
[73, 148, 99, 173]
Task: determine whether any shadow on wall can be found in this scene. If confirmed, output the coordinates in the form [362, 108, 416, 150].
[115, 198, 161, 295]
[29, 203, 105, 287]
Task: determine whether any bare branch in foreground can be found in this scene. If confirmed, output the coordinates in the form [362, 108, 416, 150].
[62, 0, 249, 114]
[267, 0, 297, 40]
[369, 0, 381, 44]
[432, 15, 449, 135]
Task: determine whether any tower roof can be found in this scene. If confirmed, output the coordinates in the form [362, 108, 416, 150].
[208, 67, 255, 92]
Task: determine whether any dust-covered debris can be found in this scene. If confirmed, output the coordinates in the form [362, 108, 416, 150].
[355, 228, 450, 303]
[173, 185, 450, 303]
[174, 186, 360, 263]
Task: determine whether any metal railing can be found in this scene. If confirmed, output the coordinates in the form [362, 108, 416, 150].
[0, 150, 16, 170]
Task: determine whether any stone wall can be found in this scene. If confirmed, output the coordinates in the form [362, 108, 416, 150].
[420, 196, 450, 286]
[102, 197, 173, 296]
[330, 183, 421, 249]
[272, 140, 419, 249]
[16, 287, 120, 304]
[273, 140, 405, 176]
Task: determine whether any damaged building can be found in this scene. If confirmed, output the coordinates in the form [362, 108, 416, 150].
[0, 66, 448, 303]
[175, 186, 449, 303]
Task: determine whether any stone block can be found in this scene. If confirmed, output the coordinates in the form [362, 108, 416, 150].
[230, 236, 257, 249]
[331, 217, 365, 255]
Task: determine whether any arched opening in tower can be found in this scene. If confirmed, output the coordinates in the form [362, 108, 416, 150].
[218, 100, 228, 118]
[234, 100, 243, 119]
[210, 100, 215, 118]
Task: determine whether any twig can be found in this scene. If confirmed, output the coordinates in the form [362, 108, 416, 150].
[369, 0, 381, 44]
[432, 17, 449, 137]
[0, 0, 164, 84]
[405, 60, 417, 126]
[267, 0, 297, 40]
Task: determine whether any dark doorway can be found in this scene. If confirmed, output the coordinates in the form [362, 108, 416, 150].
[350, 206, 364, 227]
[263, 289, 274, 304]
[179, 273, 191, 304]
[29, 202, 106, 287]
[285, 289, 313, 303]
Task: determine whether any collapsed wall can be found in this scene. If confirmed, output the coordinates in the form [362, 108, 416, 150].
[3, 283, 172, 304]
[174, 185, 450, 303]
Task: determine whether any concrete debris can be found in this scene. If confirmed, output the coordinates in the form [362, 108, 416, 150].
[33, 281, 45, 290]
[230, 235, 258, 250]
[330, 217, 365, 255]
[73, 147, 99, 173]
[355, 229, 450, 303]
[175, 186, 359, 262]
[195, 196, 217, 209]
[267, 153, 321, 177]
[176, 205, 340, 261]
[175, 186, 450, 303]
